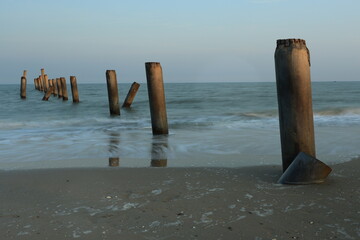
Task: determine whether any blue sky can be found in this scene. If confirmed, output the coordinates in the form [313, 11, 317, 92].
[1, 0, 359, 83]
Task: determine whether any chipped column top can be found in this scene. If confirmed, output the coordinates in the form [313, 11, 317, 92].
[277, 39, 307, 47]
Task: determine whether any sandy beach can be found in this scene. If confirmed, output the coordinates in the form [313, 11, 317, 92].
[1, 158, 359, 240]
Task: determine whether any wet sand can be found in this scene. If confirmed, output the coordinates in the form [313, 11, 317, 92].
[0, 159, 359, 239]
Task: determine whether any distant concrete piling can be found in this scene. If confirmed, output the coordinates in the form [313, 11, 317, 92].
[60, 77, 68, 100]
[70, 76, 80, 103]
[20, 76, 26, 99]
[34, 78, 38, 90]
[51, 79, 58, 96]
[44, 75, 49, 92]
[42, 86, 54, 101]
[145, 62, 168, 135]
[275, 39, 316, 172]
[122, 82, 140, 108]
[39, 75, 44, 91]
[40, 69, 46, 92]
[106, 70, 120, 115]
[57, 78, 63, 98]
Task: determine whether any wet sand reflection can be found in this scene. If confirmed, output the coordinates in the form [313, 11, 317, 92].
[151, 135, 168, 167]
[108, 132, 120, 167]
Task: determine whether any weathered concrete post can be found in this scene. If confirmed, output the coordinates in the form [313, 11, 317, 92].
[106, 70, 120, 115]
[60, 77, 68, 101]
[57, 78, 63, 98]
[122, 82, 140, 108]
[39, 78, 42, 91]
[20, 76, 26, 99]
[42, 86, 54, 101]
[70, 76, 80, 103]
[40, 69, 46, 92]
[52, 79, 58, 96]
[44, 74, 49, 92]
[34, 78, 38, 90]
[275, 39, 316, 172]
[39, 75, 44, 91]
[145, 62, 168, 135]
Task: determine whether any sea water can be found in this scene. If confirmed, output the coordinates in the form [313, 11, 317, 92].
[0, 82, 359, 169]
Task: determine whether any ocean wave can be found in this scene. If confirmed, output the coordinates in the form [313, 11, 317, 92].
[0, 117, 152, 131]
[314, 107, 360, 116]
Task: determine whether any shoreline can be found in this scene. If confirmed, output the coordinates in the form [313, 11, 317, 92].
[1, 158, 359, 239]
[0, 152, 357, 171]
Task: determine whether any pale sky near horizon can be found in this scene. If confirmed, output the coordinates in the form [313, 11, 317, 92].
[1, 0, 359, 83]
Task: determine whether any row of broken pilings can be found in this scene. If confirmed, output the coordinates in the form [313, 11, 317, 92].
[20, 65, 162, 168]
[20, 65, 163, 132]
[20, 68, 79, 102]
[20, 39, 332, 184]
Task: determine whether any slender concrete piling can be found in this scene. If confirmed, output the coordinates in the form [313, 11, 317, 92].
[23, 70, 27, 78]
[57, 78, 63, 98]
[39, 78, 42, 91]
[145, 62, 168, 135]
[70, 76, 80, 103]
[106, 70, 120, 115]
[39, 75, 44, 91]
[34, 78, 38, 90]
[275, 39, 316, 172]
[122, 82, 140, 108]
[52, 79, 58, 96]
[40, 69, 46, 92]
[60, 77, 68, 101]
[20, 77, 26, 99]
[44, 74, 49, 92]
[42, 86, 54, 101]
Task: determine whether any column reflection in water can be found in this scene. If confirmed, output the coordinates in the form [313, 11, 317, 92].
[151, 135, 168, 167]
[108, 132, 120, 167]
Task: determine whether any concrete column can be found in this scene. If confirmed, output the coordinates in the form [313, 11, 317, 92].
[56, 78, 62, 98]
[70, 76, 80, 103]
[275, 38, 315, 172]
[106, 70, 120, 115]
[20, 77, 26, 99]
[122, 82, 140, 108]
[52, 79, 58, 96]
[44, 74, 49, 92]
[42, 86, 54, 101]
[34, 78, 38, 90]
[60, 77, 68, 101]
[145, 62, 168, 135]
